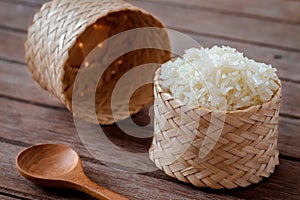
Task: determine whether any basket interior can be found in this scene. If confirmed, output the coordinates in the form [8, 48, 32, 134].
[63, 10, 170, 124]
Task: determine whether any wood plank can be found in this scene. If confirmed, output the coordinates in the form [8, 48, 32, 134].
[10, 0, 300, 24]
[0, 1, 38, 31]
[0, 30, 26, 63]
[141, 0, 300, 24]
[1, 140, 300, 200]
[279, 117, 300, 159]
[1, 1, 300, 83]
[187, 32, 300, 83]
[0, 142, 242, 200]
[1, 21, 300, 120]
[3, 0, 48, 5]
[0, 195, 20, 200]
[0, 60, 62, 108]
[1, 59, 299, 121]
[0, 96, 154, 171]
[1, 0, 300, 51]
[0, 0, 299, 157]
[2, 30, 300, 119]
[1, 22, 300, 88]
[126, 0, 300, 51]
[280, 81, 300, 118]
[0, 0, 299, 159]
[0, 194, 18, 200]
[1, 2, 300, 84]
[0, 33, 299, 159]
[0, 93, 299, 163]
[1, 22, 300, 84]
[0, 1, 299, 199]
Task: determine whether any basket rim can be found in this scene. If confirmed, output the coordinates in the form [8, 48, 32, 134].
[154, 68, 282, 114]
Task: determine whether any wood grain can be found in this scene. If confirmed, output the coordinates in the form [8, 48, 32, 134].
[1, 23, 300, 84]
[141, 0, 300, 24]
[0, 1, 38, 30]
[1, 28, 300, 119]
[0, 92, 299, 164]
[0, 194, 20, 200]
[1, 1, 300, 84]
[9, 0, 300, 24]
[1, 23, 300, 85]
[0, 61, 62, 107]
[1, 140, 300, 200]
[187, 33, 300, 83]
[0, 0, 299, 160]
[0, 0, 299, 199]
[0, 29, 26, 63]
[1, 142, 244, 200]
[0, 96, 154, 171]
[278, 117, 300, 160]
[1, 60, 299, 121]
[2, 0, 48, 4]
[1, 0, 300, 51]
[127, 0, 300, 51]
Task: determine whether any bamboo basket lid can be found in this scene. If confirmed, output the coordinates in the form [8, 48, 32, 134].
[25, 0, 170, 124]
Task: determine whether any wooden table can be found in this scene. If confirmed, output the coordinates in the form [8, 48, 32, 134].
[1, 0, 299, 199]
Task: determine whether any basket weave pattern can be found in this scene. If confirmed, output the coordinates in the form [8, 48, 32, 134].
[25, 0, 170, 124]
[149, 69, 282, 189]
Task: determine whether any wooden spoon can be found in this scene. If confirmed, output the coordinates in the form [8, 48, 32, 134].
[16, 144, 128, 200]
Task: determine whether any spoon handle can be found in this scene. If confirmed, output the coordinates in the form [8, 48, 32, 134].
[73, 176, 129, 200]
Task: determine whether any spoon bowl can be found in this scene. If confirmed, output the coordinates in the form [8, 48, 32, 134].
[16, 144, 128, 200]
[17, 144, 78, 179]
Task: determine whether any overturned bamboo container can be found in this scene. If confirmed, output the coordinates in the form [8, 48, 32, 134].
[149, 69, 282, 189]
[25, 0, 170, 124]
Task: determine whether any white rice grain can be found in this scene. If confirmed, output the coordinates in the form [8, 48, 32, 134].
[160, 46, 280, 111]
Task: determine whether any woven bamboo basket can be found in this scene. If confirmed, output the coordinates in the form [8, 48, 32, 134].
[25, 0, 170, 124]
[149, 69, 282, 189]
